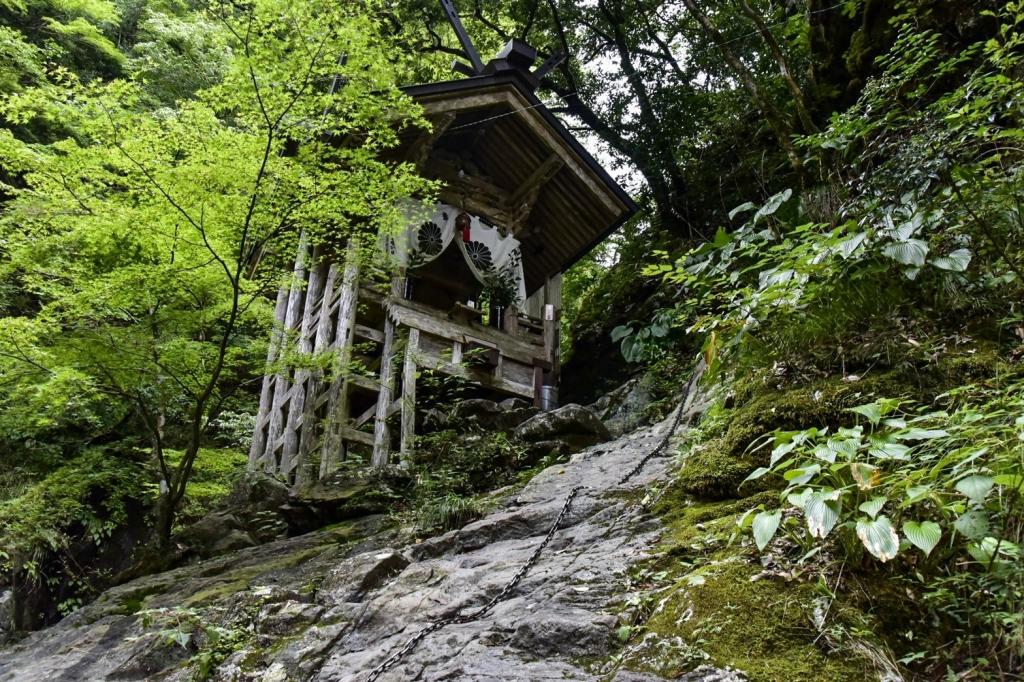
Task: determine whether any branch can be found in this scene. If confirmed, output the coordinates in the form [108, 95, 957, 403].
[736, 0, 818, 133]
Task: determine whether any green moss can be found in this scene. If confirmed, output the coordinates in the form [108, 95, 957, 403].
[639, 559, 871, 681]
[183, 544, 331, 607]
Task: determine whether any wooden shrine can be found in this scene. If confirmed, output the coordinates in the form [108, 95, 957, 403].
[248, 3, 636, 486]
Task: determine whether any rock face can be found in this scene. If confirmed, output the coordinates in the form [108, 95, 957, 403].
[513, 403, 612, 452]
[0, 372, 730, 682]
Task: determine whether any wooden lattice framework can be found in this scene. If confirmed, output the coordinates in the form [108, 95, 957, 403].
[248, 240, 560, 485]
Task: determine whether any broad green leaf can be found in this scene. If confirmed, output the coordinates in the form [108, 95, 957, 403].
[712, 227, 732, 247]
[993, 473, 1024, 492]
[954, 510, 989, 540]
[903, 520, 941, 556]
[805, 491, 841, 538]
[752, 510, 781, 551]
[905, 485, 932, 504]
[610, 325, 633, 342]
[784, 464, 820, 485]
[895, 428, 949, 441]
[850, 402, 882, 425]
[882, 239, 929, 267]
[729, 201, 756, 220]
[770, 440, 797, 466]
[967, 537, 1021, 564]
[869, 441, 911, 461]
[858, 496, 886, 519]
[812, 443, 836, 463]
[787, 488, 812, 508]
[753, 189, 792, 223]
[837, 232, 867, 259]
[856, 515, 900, 562]
[955, 475, 994, 503]
[929, 248, 972, 272]
[741, 467, 771, 485]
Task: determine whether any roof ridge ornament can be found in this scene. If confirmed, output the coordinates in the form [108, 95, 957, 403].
[439, 1, 566, 91]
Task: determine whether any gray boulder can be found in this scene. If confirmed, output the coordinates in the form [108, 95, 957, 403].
[0, 590, 14, 637]
[513, 403, 612, 452]
[589, 376, 655, 437]
[449, 398, 540, 432]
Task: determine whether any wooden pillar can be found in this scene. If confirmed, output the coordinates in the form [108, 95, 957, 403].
[295, 262, 339, 487]
[263, 234, 310, 473]
[320, 242, 360, 478]
[282, 248, 329, 485]
[370, 314, 396, 467]
[503, 304, 520, 336]
[400, 328, 419, 464]
[248, 285, 289, 469]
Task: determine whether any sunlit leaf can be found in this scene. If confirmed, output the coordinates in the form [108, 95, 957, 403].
[856, 515, 900, 562]
[954, 510, 989, 539]
[850, 402, 882, 425]
[729, 201, 756, 220]
[752, 510, 781, 551]
[882, 239, 929, 267]
[895, 428, 949, 441]
[858, 496, 886, 519]
[929, 248, 972, 272]
[805, 491, 841, 538]
[869, 441, 911, 460]
[753, 189, 792, 223]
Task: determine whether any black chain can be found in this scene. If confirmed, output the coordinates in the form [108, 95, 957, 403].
[617, 390, 692, 486]
[364, 385, 694, 682]
[365, 485, 586, 682]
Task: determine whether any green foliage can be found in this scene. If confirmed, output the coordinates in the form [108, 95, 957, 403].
[409, 429, 532, 533]
[163, 448, 247, 528]
[0, 0, 433, 544]
[138, 606, 251, 681]
[0, 448, 145, 576]
[644, 6, 1024, 378]
[739, 381, 1024, 674]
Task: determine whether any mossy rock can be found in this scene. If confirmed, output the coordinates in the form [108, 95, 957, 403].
[635, 559, 873, 681]
[674, 438, 761, 500]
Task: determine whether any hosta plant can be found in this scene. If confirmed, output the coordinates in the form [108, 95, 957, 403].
[737, 387, 1023, 567]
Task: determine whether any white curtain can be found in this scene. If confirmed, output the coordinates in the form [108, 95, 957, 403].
[383, 201, 526, 305]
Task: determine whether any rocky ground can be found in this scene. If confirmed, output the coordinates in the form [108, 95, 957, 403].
[0, 374, 738, 682]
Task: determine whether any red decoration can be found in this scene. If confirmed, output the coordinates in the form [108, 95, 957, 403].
[456, 211, 472, 243]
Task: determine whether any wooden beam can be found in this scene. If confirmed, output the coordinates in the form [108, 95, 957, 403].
[354, 324, 384, 343]
[421, 88, 626, 216]
[508, 155, 563, 234]
[370, 314, 397, 467]
[400, 328, 419, 464]
[410, 112, 456, 170]
[282, 251, 329, 484]
[295, 262, 340, 484]
[418, 355, 533, 399]
[339, 427, 374, 448]
[386, 296, 544, 366]
[509, 154, 563, 208]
